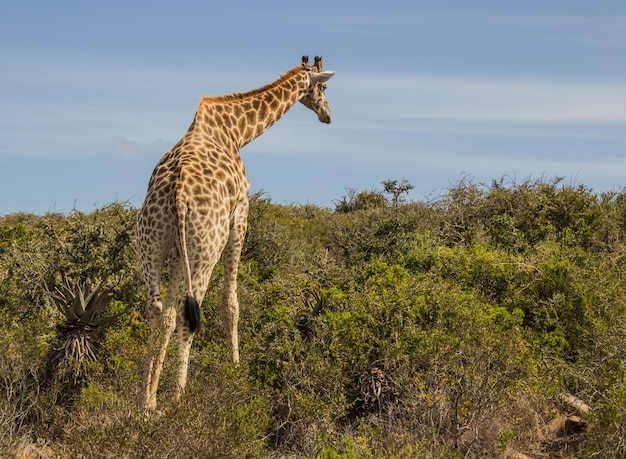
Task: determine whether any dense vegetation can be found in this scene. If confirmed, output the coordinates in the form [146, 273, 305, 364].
[2, 176, 626, 458]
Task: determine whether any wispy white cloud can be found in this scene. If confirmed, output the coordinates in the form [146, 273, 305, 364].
[241, 68, 626, 199]
[335, 73, 626, 123]
[0, 49, 252, 158]
[248, 71, 626, 164]
[260, 9, 626, 46]
[2, 46, 624, 203]
[112, 135, 142, 158]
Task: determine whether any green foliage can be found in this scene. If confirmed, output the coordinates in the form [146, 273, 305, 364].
[382, 178, 415, 207]
[49, 279, 114, 327]
[2, 177, 626, 457]
[0, 202, 141, 321]
[44, 279, 120, 406]
[0, 215, 34, 250]
[334, 188, 387, 213]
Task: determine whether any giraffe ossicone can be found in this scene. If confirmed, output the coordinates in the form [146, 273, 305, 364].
[136, 56, 335, 414]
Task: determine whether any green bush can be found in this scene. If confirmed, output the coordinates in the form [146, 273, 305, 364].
[2, 177, 626, 457]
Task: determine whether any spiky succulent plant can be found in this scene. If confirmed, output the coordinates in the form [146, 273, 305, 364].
[46, 279, 115, 402]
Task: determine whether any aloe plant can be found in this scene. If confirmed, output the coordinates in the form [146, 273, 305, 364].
[46, 279, 116, 402]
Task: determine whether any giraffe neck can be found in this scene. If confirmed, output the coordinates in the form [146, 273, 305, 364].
[192, 66, 310, 148]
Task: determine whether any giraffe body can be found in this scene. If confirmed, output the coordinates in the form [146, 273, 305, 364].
[136, 56, 334, 414]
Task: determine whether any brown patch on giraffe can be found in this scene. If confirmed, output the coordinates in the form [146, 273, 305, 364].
[258, 102, 268, 120]
[245, 109, 256, 125]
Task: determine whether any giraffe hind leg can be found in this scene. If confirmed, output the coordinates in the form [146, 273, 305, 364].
[175, 299, 198, 401]
[140, 253, 184, 414]
[139, 267, 164, 412]
[175, 267, 214, 400]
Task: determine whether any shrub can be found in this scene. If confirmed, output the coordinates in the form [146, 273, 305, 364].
[3, 177, 626, 457]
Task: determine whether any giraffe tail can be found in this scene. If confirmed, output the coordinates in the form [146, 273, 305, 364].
[176, 177, 201, 334]
[184, 296, 201, 333]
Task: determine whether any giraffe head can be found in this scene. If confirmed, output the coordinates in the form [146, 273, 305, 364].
[299, 55, 335, 124]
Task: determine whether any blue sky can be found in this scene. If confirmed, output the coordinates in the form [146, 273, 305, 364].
[1, 1, 625, 215]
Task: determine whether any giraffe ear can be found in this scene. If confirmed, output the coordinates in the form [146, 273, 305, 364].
[311, 71, 335, 83]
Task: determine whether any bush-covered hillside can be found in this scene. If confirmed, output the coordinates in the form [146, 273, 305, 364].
[2, 177, 626, 458]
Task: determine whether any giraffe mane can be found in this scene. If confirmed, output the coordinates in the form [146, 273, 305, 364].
[199, 66, 306, 104]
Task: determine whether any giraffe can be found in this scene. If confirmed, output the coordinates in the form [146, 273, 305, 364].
[136, 55, 335, 414]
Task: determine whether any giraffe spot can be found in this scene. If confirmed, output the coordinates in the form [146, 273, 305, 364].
[218, 132, 231, 144]
[238, 121, 250, 137]
[245, 110, 256, 125]
[258, 102, 268, 120]
[195, 197, 212, 213]
[243, 127, 254, 140]
[225, 179, 236, 195]
[192, 184, 204, 196]
[233, 105, 244, 119]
